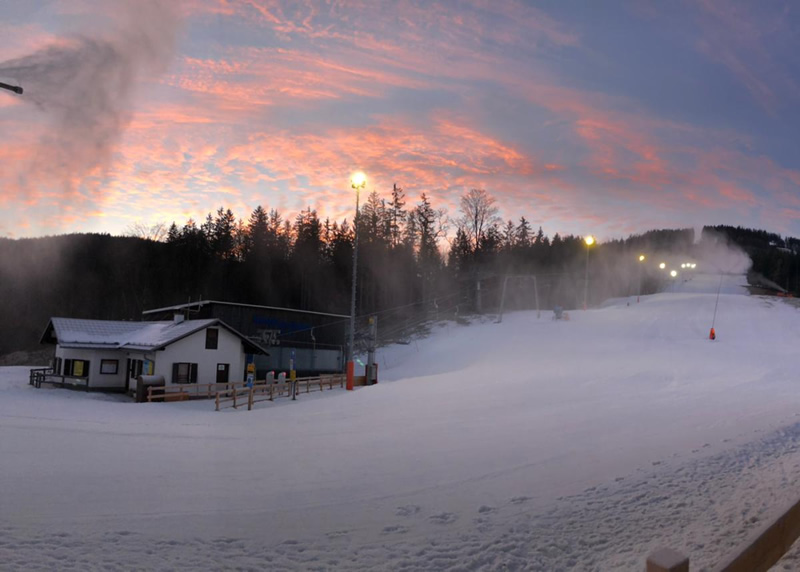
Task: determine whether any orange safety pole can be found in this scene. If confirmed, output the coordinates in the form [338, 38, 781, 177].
[346, 360, 354, 391]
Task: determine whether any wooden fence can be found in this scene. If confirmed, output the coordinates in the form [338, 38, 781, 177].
[215, 374, 346, 411]
[147, 381, 240, 402]
[146, 374, 345, 405]
[646, 495, 800, 571]
[29, 368, 89, 391]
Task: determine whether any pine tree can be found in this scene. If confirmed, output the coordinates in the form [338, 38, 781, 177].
[515, 217, 532, 248]
[502, 220, 515, 251]
[388, 183, 407, 248]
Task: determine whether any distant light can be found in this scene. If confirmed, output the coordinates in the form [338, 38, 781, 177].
[670, 270, 678, 278]
[659, 262, 666, 269]
[691, 263, 697, 269]
[585, 235, 595, 246]
[681, 263, 686, 269]
[639, 254, 645, 262]
[350, 171, 367, 189]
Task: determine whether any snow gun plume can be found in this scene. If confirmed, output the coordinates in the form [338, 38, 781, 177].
[0, 0, 180, 192]
[0, 81, 22, 95]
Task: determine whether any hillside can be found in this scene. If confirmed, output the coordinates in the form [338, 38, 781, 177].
[3, 276, 800, 570]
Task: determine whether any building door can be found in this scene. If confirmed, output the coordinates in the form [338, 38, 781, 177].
[127, 359, 143, 391]
[216, 363, 230, 384]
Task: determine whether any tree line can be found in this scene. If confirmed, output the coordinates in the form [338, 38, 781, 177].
[1, 187, 797, 357]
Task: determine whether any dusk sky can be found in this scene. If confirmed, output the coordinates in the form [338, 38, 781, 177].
[1, 0, 800, 241]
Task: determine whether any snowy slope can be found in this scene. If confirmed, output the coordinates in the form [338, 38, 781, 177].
[3, 276, 800, 571]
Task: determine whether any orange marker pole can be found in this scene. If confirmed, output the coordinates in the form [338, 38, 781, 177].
[346, 360, 354, 391]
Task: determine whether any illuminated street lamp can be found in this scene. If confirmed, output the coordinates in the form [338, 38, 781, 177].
[583, 235, 595, 310]
[669, 269, 678, 292]
[346, 171, 367, 391]
[670, 269, 678, 278]
[637, 254, 646, 303]
[659, 262, 666, 270]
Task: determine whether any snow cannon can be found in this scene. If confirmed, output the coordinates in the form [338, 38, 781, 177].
[0, 81, 22, 95]
[709, 327, 716, 341]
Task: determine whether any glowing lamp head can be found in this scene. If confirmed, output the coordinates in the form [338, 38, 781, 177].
[670, 270, 678, 278]
[350, 171, 367, 189]
[681, 263, 686, 269]
[584, 235, 595, 246]
[639, 254, 645, 262]
[659, 262, 666, 270]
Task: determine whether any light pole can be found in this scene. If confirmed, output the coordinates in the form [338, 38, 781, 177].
[346, 171, 366, 391]
[637, 254, 645, 302]
[583, 235, 595, 310]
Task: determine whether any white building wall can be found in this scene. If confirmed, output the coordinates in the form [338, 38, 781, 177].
[54, 346, 129, 389]
[153, 326, 246, 385]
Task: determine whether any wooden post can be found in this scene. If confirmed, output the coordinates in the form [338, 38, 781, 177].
[714, 495, 800, 572]
[646, 548, 689, 572]
[147, 386, 153, 403]
[346, 361, 354, 391]
[215, 392, 220, 411]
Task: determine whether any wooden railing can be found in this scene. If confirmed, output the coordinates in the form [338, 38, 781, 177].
[215, 374, 346, 411]
[29, 368, 89, 391]
[29, 367, 52, 386]
[147, 381, 241, 402]
[646, 495, 800, 571]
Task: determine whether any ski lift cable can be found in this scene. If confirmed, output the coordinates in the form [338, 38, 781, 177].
[271, 287, 467, 339]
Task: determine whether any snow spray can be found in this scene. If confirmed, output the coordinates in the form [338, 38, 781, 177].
[709, 273, 723, 340]
[0, 0, 180, 193]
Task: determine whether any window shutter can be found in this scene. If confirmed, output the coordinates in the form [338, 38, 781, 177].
[172, 363, 179, 384]
[64, 359, 72, 376]
[190, 363, 198, 383]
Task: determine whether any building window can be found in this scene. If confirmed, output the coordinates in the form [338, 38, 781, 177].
[100, 359, 119, 375]
[206, 328, 219, 350]
[65, 359, 90, 377]
[172, 362, 198, 384]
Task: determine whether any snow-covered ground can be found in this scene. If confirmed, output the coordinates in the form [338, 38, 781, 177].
[3, 273, 800, 570]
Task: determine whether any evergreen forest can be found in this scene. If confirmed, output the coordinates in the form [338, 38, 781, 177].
[1, 186, 797, 358]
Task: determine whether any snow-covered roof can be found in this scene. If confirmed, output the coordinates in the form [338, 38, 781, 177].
[41, 317, 268, 354]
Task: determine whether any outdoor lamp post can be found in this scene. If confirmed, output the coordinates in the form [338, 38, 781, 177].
[346, 171, 366, 391]
[583, 235, 595, 310]
[637, 254, 645, 302]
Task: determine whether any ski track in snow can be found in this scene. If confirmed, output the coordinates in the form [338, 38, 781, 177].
[4, 420, 800, 570]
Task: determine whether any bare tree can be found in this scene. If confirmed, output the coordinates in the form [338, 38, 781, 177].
[457, 188, 500, 251]
[124, 221, 168, 242]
